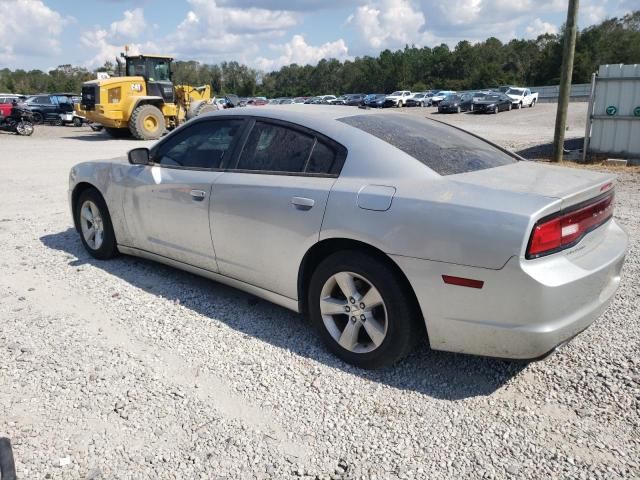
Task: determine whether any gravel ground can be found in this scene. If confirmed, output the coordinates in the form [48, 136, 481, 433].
[401, 102, 588, 156]
[0, 118, 638, 480]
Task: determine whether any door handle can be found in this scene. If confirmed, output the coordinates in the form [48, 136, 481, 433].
[291, 197, 314, 210]
[190, 189, 207, 201]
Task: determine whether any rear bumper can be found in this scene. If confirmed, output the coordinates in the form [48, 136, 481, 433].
[392, 219, 628, 359]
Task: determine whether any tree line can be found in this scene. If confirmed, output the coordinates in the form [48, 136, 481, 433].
[1, 11, 638, 98]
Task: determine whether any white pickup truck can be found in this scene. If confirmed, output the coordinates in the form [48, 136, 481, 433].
[505, 87, 538, 109]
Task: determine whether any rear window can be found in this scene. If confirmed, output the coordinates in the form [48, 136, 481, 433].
[338, 114, 518, 176]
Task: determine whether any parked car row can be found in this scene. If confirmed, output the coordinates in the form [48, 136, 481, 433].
[437, 89, 538, 115]
[0, 92, 86, 127]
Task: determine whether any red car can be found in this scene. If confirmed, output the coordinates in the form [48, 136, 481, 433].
[0, 95, 23, 118]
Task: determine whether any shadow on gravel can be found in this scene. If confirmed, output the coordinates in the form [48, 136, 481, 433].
[41, 228, 528, 401]
[516, 137, 584, 160]
[59, 134, 122, 142]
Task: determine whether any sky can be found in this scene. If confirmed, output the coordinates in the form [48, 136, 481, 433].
[0, 0, 636, 72]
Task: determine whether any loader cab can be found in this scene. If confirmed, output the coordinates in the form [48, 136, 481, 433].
[125, 55, 175, 103]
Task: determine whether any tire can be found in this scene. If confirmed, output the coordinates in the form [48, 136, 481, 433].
[0, 437, 16, 480]
[129, 104, 165, 140]
[508, 103, 512, 111]
[456, 106, 461, 113]
[104, 127, 131, 138]
[72, 117, 83, 127]
[308, 251, 419, 369]
[530, 99, 536, 108]
[31, 112, 44, 124]
[494, 106, 499, 114]
[516, 102, 522, 109]
[197, 104, 219, 115]
[74, 188, 118, 260]
[15, 121, 34, 136]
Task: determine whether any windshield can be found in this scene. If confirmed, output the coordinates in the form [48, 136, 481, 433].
[414, 93, 424, 98]
[507, 88, 524, 95]
[338, 114, 518, 176]
[390, 91, 402, 96]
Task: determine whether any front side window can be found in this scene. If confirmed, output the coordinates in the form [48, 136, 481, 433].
[151, 60, 171, 81]
[153, 120, 243, 169]
[237, 122, 314, 173]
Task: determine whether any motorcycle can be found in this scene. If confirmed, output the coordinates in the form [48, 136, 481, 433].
[0, 104, 35, 136]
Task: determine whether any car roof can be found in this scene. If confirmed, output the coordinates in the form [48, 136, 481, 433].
[196, 105, 441, 180]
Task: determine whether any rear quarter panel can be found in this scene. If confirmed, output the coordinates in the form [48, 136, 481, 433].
[321, 176, 554, 269]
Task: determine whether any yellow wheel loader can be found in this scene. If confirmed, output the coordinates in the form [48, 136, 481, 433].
[80, 54, 216, 140]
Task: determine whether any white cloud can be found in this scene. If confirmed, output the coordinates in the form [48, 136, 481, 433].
[525, 18, 559, 38]
[256, 35, 349, 71]
[80, 9, 156, 68]
[580, 4, 608, 25]
[109, 8, 147, 39]
[348, 0, 429, 50]
[0, 0, 67, 65]
[162, 0, 300, 64]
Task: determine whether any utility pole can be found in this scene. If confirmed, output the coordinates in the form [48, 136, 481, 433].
[552, 0, 579, 162]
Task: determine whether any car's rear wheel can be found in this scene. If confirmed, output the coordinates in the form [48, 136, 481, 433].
[72, 117, 83, 127]
[31, 112, 44, 124]
[75, 188, 118, 260]
[308, 251, 418, 369]
[530, 99, 536, 108]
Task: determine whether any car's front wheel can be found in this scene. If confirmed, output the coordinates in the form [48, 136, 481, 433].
[75, 188, 118, 260]
[308, 251, 419, 369]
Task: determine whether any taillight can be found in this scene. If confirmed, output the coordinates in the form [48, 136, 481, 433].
[526, 191, 614, 259]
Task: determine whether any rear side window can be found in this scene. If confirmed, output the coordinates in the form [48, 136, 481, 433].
[237, 122, 314, 173]
[153, 119, 242, 169]
[307, 141, 337, 174]
[338, 114, 518, 176]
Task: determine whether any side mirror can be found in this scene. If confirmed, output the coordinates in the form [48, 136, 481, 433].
[128, 147, 150, 165]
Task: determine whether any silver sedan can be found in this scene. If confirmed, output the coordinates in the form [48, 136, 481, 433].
[69, 106, 628, 368]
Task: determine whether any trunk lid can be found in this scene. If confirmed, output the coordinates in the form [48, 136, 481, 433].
[450, 161, 617, 260]
[451, 161, 615, 210]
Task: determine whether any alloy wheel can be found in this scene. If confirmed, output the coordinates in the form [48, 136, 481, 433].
[319, 271, 388, 354]
[80, 200, 105, 250]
